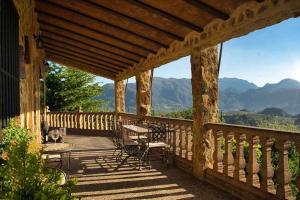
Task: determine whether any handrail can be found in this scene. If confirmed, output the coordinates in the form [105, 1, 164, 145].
[119, 112, 193, 165]
[205, 122, 300, 199]
[45, 111, 300, 199]
[46, 112, 116, 131]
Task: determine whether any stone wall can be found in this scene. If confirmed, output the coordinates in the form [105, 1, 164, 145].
[13, 0, 44, 139]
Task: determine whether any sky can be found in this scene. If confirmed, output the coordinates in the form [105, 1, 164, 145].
[96, 18, 300, 87]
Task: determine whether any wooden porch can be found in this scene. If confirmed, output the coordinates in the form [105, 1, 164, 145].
[64, 134, 237, 200]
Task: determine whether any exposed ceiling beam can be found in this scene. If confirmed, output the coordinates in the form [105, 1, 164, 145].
[184, 0, 229, 20]
[86, 0, 184, 41]
[36, 0, 169, 49]
[41, 31, 142, 62]
[47, 54, 116, 80]
[37, 12, 154, 56]
[129, 0, 203, 32]
[39, 22, 148, 58]
[45, 45, 126, 71]
[42, 40, 133, 66]
[43, 42, 131, 67]
[46, 51, 118, 74]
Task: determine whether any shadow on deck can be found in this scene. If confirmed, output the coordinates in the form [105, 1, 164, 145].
[65, 135, 238, 200]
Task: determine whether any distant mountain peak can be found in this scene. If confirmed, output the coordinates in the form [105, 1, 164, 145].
[261, 78, 300, 92]
[219, 77, 258, 93]
[99, 77, 300, 115]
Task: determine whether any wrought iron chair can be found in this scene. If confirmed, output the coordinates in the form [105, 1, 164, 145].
[139, 124, 169, 169]
[112, 121, 139, 162]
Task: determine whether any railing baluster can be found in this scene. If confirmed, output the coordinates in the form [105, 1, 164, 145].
[275, 140, 292, 199]
[185, 126, 189, 159]
[105, 114, 108, 130]
[224, 131, 234, 177]
[179, 125, 183, 158]
[261, 137, 275, 194]
[247, 135, 260, 188]
[100, 114, 104, 130]
[96, 114, 100, 130]
[234, 133, 246, 182]
[64, 113, 67, 128]
[88, 114, 91, 130]
[213, 130, 223, 173]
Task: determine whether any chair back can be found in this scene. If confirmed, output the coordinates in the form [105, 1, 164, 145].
[112, 121, 123, 148]
[148, 124, 167, 143]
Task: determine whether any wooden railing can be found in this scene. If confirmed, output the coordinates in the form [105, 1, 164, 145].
[46, 111, 300, 199]
[205, 123, 300, 200]
[46, 112, 116, 131]
[119, 112, 193, 172]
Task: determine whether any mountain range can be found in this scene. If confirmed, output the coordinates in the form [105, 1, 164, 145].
[99, 77, 300, 115]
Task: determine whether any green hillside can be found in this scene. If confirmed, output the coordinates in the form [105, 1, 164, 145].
[99, 77, 300, 115]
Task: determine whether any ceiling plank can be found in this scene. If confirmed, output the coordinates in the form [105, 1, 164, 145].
[184, 0, 229, 20]
[43, 41, 132, 67]
[41, 31, 142, 61]
[46, 51, 119, 74]
[42, 36, 137, 64]
[39, 22, 148, 58]
[86, 0, 184, 40]
[45, 45, 126, 71]
[36, 0, 168, 49]
[46, 55, 116, 80]
[129, 0, 203, 32]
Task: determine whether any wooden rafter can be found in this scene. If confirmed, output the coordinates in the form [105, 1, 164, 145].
[36, 12, 154, 55]
[44, 42, 130, 68]
[41, 32, 142, 61]
[45, 45, 127, 70]
[36, 0, 169, 49]
[46, 55, 116, 79]
[42, 40, 133, 66]
[85, 0, 184, 41]
[39, 22, 148, 57]
[46, 51, 119, 74]
[129, 0, 203, 32]
[184, 0, 229, 20]
[42, 36, 138, 64]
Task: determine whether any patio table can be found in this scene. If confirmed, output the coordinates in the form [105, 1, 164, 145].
[42, 143, 72, 178]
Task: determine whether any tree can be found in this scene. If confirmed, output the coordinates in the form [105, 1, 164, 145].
[44, 63, 105, 112]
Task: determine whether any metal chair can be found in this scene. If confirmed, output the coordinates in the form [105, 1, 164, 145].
[112, 121, 139, 162]
[139, 124, 169, 169]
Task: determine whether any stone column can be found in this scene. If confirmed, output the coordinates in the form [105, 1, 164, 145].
[136, 70, 151, 116]
[114, 80, 126, 113]
[191, 45, 219, 179]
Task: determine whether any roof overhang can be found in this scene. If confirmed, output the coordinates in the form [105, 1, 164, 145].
[35, 0, 300, 80]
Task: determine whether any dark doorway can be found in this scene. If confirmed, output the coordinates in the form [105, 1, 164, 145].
[0, 0, 20, 130]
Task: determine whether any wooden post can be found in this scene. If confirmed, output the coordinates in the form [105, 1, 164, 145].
[191, 46, 219, 179]
[136, 70, 151, 116]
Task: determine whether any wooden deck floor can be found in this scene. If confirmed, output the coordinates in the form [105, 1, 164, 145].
[64, 134, 238, 200]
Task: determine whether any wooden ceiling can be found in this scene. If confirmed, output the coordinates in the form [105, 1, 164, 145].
[36, 0, 254, 79]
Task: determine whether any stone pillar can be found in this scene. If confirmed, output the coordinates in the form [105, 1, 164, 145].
[136, 70, 151, 116]
[191, 45, 219, 178]
[114, 80, 125, 113]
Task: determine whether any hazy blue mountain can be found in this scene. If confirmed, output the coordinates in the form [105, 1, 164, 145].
[219, 78, 258, 93]
[98, 77, 300, 114]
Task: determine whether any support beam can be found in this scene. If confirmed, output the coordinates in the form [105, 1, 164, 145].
[184, 0, 229, 20]
[116, 0, 300, 80]
[47, 54, 116, 80]
[115, 80, 126, 113]
[136, 70, 151, 116]
[191, 46, 219, 178]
